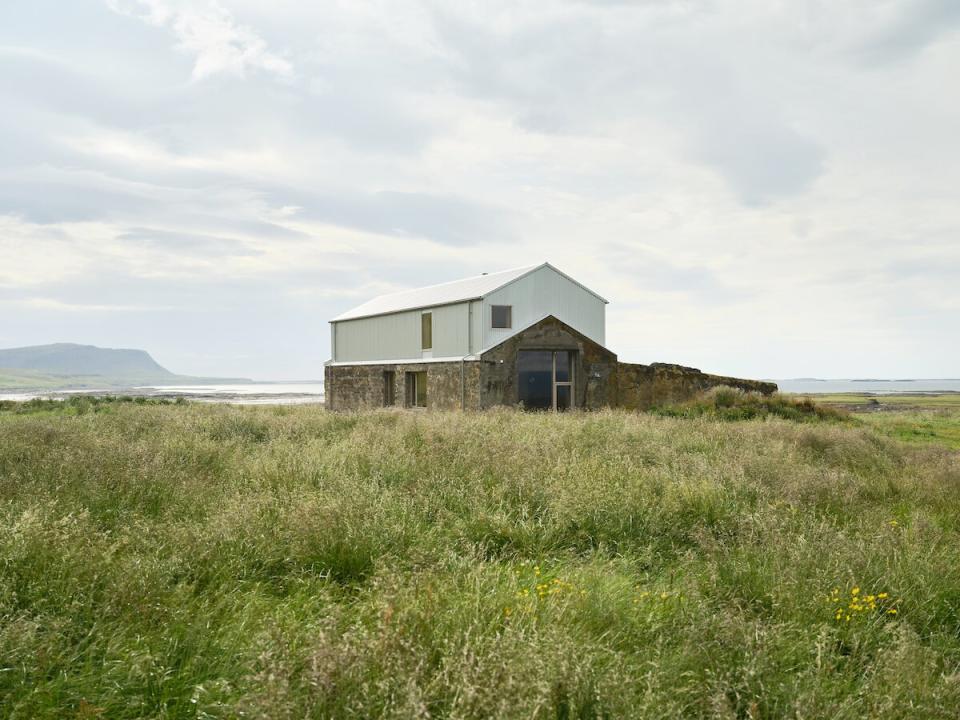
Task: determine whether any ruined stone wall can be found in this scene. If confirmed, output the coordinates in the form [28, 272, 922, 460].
[614, 362, 777, 411]
[479, 316, 618, 409]
[325, 361, 480, 411]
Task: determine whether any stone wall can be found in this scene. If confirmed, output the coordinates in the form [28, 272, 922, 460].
[479, 316, 618, 409]
[325, 315, 776, 412]
[324, 361, 480, 411]
[614, 362, 777, 411]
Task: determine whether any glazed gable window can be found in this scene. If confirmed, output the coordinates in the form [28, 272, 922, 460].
[491, 305, 512, 329]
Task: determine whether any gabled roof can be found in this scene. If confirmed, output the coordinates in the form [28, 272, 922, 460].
[330, 262, 607, 322]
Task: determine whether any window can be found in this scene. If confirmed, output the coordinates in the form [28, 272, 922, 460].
[406, 371, 427, 407]
[518, 350, 574, 411]
[554, 351, 573, 412]
[491, 305, 512, 329]
[421, 312, 432, 350]
[383, 371, 395, 406]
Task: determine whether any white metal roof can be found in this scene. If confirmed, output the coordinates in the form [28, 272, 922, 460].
[331, 262, 608, 322]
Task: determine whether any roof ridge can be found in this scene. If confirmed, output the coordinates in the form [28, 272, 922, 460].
[329, 262, 606, 322]
[330, 263, 546, 322]
[366, 263, 542, 300]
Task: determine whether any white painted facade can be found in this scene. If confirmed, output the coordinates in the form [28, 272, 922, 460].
[329, 263, 607, 364]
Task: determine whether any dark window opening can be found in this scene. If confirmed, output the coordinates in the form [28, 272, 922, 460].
[555, 350, 570, 383]
[406, 371, 427, 407]
[491, 305, 512, 329]
[384, 371, 395, 406]
[421, 313, 432, 350]
[517, 350, 552, 410]
[518, 350, 574, 411]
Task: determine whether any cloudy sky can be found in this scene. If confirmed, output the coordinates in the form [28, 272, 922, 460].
[1, 0, 957, 380]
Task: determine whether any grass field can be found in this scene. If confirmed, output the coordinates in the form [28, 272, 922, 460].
[2, 396, 960, 718]
[789, 393, 960, 450]
[802, 393, 960, 409]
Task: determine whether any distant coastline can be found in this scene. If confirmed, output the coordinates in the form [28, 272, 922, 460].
[776, 378, 960, 395]
[0, 382, 325, 405]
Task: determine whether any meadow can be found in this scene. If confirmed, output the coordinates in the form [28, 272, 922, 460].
[2, 394, 960, 718]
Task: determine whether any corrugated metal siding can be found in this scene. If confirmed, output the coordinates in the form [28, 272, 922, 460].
[481, 265, 605, 350]
[469, 299, 483, 354]
[333, 302, 470, 362]
[431, 303, 470, 357]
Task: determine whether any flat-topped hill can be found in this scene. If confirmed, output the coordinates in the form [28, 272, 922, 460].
[0, 343, 250, 389]
[0, 343, 175, 379]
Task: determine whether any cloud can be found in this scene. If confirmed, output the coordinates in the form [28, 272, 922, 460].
[254, 186, 518, 247]
[691, 116, 825, 205]
[116, 227, 263, 257]
[427, 2, 826, 203]
[607, 245, 748, 305]
[106, 0, 293, 81]
[7, 298, 170, 312]
[0, 0, 957, 378]
[856, 0, 960, 64]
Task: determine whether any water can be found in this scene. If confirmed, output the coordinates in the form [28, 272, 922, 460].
[0, 382, 326, 405]
[775, 379, 960, 395]
[139, 382, 325, 404]
[4, 379, 959, 404]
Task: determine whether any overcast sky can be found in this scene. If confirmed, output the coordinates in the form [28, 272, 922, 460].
[1, 1, 958, 380]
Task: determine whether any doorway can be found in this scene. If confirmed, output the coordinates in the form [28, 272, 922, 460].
[517, 350, 574, 411]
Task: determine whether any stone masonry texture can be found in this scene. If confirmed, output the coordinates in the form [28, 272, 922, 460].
[325, 316, 777, 411]
[613, 362, 778, 410]
[479, 315, 617, 409]
[324, 361, 479, 411]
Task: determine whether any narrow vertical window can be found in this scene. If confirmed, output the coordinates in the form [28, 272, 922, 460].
[415, 371, 427, 407]
[421, 312, 432, 350]
[491, 305, 512, 329]
[383, 371, 395, 406]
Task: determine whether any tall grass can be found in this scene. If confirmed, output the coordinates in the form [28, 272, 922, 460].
[1, 401, 959, 718]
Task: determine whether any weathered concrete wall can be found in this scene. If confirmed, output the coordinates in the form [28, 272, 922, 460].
[479, 316, 617, 409]
[614, 362, 777, 411]
[325, 361, 480, 411]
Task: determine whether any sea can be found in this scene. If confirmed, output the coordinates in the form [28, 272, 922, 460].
[774, 379, 960, 395]
[3, 379, 959, 405]
[0, 382, 326, 405]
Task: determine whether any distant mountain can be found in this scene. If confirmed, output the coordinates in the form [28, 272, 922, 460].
[0, 343, 251, 390]
[0, 343, 175, 379]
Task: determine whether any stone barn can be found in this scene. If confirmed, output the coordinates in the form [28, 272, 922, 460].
[324, 263, 775, 411]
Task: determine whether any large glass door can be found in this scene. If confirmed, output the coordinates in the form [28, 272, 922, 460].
[554, 351, 572, 412]
[518, 350, 552, 409]
[518, 350, 574, 411]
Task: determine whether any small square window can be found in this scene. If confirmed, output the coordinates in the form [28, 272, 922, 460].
[491, 305, 511, 329]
